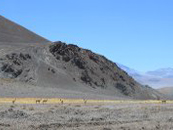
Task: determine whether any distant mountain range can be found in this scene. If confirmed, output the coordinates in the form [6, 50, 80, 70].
[147, 68, 173, 78]
[117, 63, 173, 89]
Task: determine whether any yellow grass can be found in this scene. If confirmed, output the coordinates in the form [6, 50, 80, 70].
[0, 98, 172, 104]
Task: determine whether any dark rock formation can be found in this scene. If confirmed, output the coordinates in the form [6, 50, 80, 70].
[49, 41, 160, 98]
[0, 53, 31, 78]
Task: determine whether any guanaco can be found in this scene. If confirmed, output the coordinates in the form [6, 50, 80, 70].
[42, 99, 48, 104]
[12, 98, 16, 104]
[83, 99, 87, 104]
[36, 99, 41, 104]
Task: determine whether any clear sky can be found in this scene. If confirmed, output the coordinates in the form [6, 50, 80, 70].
[0, 0, 173, 72]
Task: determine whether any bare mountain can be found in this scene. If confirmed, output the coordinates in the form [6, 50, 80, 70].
[0, 15, 163, 99]
[0, 15, 49, 43]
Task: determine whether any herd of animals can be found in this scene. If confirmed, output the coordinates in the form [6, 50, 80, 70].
[11, 98, 89, 104]
[10, 98, 167, 104]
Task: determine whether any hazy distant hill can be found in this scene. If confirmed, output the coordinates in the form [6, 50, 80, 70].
[117, 63, 173, 88]
[147, 68, 173, 78]
[158, 87, 173, 98]
[0, 15, 163, 99]
[116, 63, 143, 78]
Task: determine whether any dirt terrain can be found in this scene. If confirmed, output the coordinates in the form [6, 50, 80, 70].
[0, 103, 172, 130]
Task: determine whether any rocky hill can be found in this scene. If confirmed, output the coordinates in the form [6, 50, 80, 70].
[0, 15, 163, 99]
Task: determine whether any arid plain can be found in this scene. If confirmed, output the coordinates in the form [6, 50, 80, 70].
[0, 102, 173, 130]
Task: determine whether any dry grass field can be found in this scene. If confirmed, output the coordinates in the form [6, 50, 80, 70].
[0, 98, 172, 104]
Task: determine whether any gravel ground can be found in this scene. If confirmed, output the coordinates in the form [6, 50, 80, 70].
[0, 103, 173, 130]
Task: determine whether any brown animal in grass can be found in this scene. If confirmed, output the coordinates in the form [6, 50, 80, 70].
[12, 98, 16, 104]
[42, 99, 48, 104]
[60, 99, 63, 104]
[83, 99, 87, 104]
[162, 100, 166, 103]
[36, 99, 41, 104]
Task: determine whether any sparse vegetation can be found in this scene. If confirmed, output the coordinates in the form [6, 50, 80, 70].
[28, 106, 34, 111]
[0, 103, 172, 130]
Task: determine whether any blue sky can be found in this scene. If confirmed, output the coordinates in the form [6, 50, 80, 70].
[0, 0, 173, 72]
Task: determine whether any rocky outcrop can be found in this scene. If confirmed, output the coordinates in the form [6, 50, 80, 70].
[49, 41, 157, 98]
[0, 53, 32, 79]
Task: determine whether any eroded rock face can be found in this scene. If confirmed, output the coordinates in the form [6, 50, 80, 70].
[0, 53, 31, 78]
[50, 41, 86, 69]
[49, 41, 141, 96]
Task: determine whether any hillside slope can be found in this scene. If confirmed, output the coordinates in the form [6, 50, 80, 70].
[0, 15, 49, 43]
